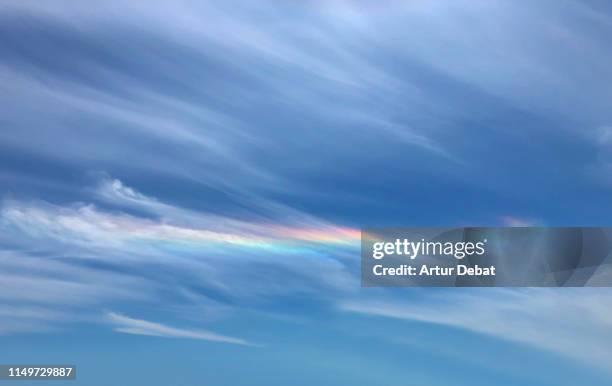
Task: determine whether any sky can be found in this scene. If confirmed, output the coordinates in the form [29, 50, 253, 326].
[1, 0, 612, 385]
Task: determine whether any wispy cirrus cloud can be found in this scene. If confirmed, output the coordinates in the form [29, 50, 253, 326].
[1, 3, 612, 382]
[93, 177, 358, 239]
[106, 312, 253, 346]
[499, 215, 540, 227]
[341, 288, 612, 369]
[0, 249, 154, 335]
[0, 177, 358, 335]
[3, 178, 360, 253]
[2, 0, 612, 223]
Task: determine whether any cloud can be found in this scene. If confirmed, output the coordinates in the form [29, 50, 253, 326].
[93, 177, 345, 235]
[106, 312, 252, 346]
[341, 289, 612, 368]
[0, 305, 68, 335]
[2, 3, 612, 374]
[2, 0, 612, 220]
[0, 0, 465, 207]
[0, 249, 154, 335]
[0, 178, 358, 334]
[3, 179, 360, 256]
[499, 215, 539, 227]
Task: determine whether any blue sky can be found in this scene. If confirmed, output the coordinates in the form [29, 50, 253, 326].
[1, 1, 612, 385]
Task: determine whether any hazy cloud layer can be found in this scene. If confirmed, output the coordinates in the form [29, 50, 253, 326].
[0, 178, 358, 336]
[342, 289, 612, 367]
[2, 0, 612, 225]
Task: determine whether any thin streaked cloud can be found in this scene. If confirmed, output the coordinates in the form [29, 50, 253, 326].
[107, 312, 253, 346]
[341, 288, 612, 369]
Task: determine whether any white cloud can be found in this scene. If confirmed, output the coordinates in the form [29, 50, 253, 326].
[0, 249, 153, 335]
[499, 215, 540, 227]
[0, 178, 358, 334]
[341, 289, 612, 368]
[106, 312, 252, 346]
[0, 305, 68, 335]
